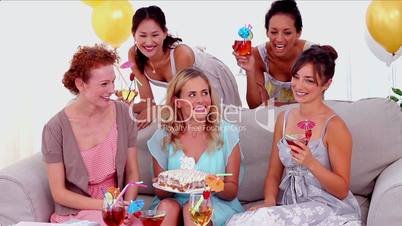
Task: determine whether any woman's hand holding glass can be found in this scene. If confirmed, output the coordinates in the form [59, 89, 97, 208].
[288, 140, 316, 168]
[233, 50, 256, 76]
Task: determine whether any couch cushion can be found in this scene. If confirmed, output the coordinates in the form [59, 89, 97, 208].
[137, 98, 402, 201]
[225, 98, 402, 201]
[0, 154, 54, 225]
[329, 98, 402, 195]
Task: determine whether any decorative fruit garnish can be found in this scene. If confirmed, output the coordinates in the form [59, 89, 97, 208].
[134, 211, 141, 217]
[107, 187, 120, 199]
[205, 175, 224, 192]
[305, 129, 312, 140]
[104, 192, 114, 206]
[202, 191, 211, 200]
[115, 89, 138, 102]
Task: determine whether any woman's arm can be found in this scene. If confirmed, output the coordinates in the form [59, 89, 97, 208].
[245, 48, 268, 109]
[47, 162, 103, 210]
[124, 146, 140, 201]
[304, 117, 352, 199]
[263, 112, 285, 205]
[216, 144, 241, 201]
[173, 44, 195, 71]
[152, 157, 174, 199]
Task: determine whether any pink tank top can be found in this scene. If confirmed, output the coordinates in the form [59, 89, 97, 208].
[80, 123, 118, 198]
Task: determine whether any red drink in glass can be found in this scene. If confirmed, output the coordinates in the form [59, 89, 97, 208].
[285, 134, 308, 152]
[102, 206, 126, 226]
[139, 210, 166, 226]
[232, 40, 252, 56]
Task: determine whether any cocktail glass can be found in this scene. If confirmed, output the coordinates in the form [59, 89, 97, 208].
[232, 40, 252, 76]
[138, 210, 166, 226]
[285, 134, 309, 153]
[189, 193, 213, 226]
[233, 40, 252, 56]
[102, 198, 126, 226]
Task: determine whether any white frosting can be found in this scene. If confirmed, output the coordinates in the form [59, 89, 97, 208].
[180, 155, 196, 170]
[157, 169, 207, 190]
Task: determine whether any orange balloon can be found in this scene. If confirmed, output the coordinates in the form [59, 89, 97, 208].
[366, 0, 402, 54]
[91, 1, 134, 48]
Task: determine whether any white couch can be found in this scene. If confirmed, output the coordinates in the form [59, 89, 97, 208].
[1, 98, 402, 226]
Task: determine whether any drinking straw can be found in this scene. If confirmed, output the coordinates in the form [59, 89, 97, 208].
[115, 66, 143, 87]
[191, 196, 204, 215]
[216, 173, 232, 177]
[112, 181, 147, 207]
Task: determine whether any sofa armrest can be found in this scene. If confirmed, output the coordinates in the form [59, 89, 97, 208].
[0, 153, 53, 225]
[367, 158, 402, 226]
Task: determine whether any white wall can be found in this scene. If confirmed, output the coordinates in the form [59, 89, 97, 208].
[0, 1, 401, 168]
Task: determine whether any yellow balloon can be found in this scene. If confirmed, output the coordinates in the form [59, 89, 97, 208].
[92, 1, 134, 48]
[81, 0, 103, 8]
[366, 0, 402, 54]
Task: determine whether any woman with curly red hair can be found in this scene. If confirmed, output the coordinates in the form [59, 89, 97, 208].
[42, 44, 140, 225]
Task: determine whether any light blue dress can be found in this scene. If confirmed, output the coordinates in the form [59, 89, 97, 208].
[227, 110, 362, 226]
[147, 120, 245, 226]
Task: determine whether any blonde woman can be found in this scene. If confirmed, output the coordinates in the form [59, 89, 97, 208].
[147, 67, 244, 226]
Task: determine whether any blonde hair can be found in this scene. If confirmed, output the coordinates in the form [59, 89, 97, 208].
[161, 67, 223, 152]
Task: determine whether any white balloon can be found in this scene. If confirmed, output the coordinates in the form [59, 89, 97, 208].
[365, 27, 401, 66]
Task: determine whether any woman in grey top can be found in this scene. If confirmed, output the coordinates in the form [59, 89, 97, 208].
[42, 44, 140, 224]
[227, 45, 362, 225]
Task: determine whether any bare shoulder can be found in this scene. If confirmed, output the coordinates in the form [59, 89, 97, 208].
[174, 44, 194, 56]
[128, 46, 136, 59]
[327, 115, 350, 133]
[326, 115, 352, 143]
[173, 44, 195, 69]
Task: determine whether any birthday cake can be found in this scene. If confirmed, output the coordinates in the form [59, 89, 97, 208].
[154, 169, 208, 192]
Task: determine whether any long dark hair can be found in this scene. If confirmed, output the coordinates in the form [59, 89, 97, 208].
[265, 0, 303, 33]
[131, 5, 182, 73]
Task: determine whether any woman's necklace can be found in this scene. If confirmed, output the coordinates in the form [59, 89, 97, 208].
[148, 52, 168, 74]
[149, 61, 157, 74]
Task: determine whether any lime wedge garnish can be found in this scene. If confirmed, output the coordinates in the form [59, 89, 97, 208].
[248, 31, 253, 40]
[104, 192, 114, 206]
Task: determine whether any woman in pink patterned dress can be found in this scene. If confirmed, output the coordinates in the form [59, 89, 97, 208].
[42, 44, 140, 225]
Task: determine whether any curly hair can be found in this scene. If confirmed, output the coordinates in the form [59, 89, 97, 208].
[265, 0, 303, 33]
[62, 44, 119, 95]
[160, 67, 223, 152]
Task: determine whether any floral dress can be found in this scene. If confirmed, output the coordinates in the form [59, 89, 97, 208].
[226, 110, 362, 226]
[147, 120, 245, 226]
